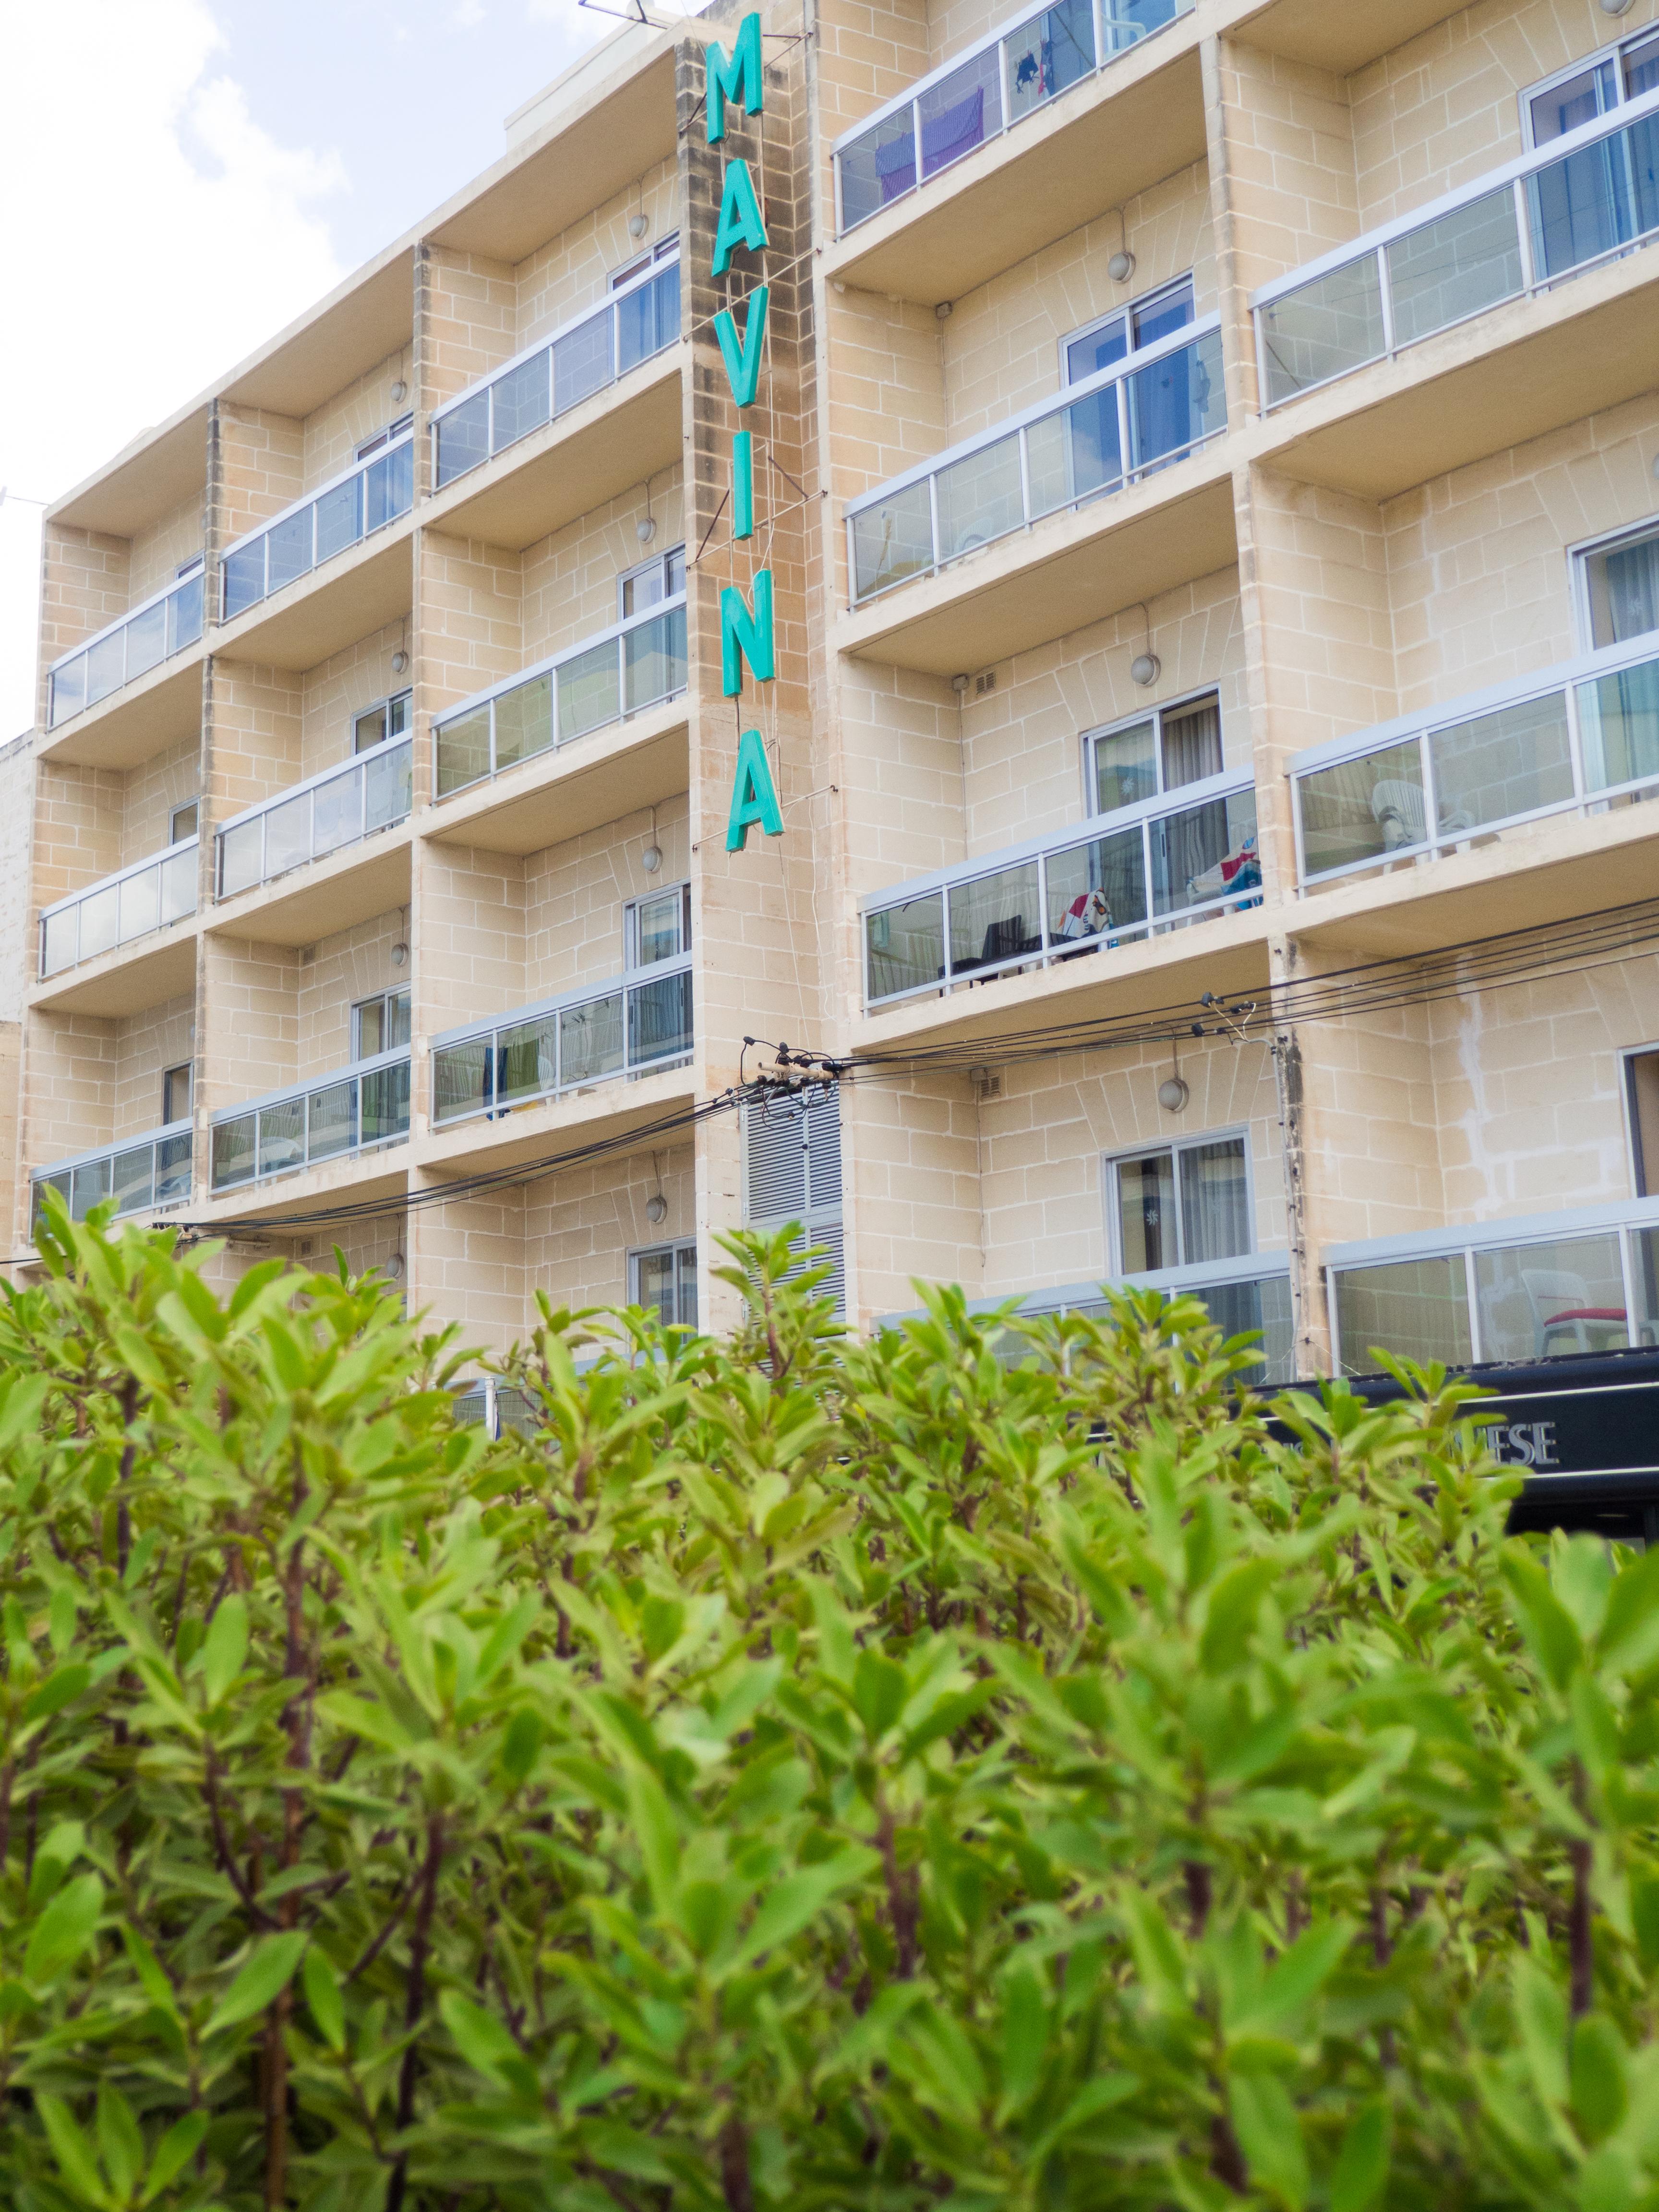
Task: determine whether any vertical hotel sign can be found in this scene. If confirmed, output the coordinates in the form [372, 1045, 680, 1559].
[707, 13, 785, 852]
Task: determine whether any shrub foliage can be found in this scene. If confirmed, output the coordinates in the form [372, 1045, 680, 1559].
[0, 1203, 1657, 2211]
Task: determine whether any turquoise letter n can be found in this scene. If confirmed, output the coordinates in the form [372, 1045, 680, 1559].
[721, 570, 774, 697]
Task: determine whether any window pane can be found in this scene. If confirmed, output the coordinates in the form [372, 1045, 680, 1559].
[634, 890, 685, 965]
[169, 801, 199, 844]
[313, 768, 362, 857]
[1529, 61, 1614, 147]
[492, 354, 551, 453]
[636, 1245, 677, 1325]
[553, 313, 613, 415]
[1128, 327, 1223, 469]
[1474, 1233, 1628, 1363]
[1160, 694, 1222, 788]
[1046, 827, 1145, 945]
[935, 433, 1024, 561]
[866, 893, 944, 1001]
[677, 1243, 698, 1330]
[1025, 385, 1124, 516]
[436, 707, 493, 797]
[356, 998, 386, 1059]
[561, 993, 624, 1083]
[257, 1100, 306, 1179]
[494, 674, 554, 769]
[387, 693, 410, 737]
[617, 267, 677, 375]
[314, 476, 361, 564]
[842, 110, 919, 229]
[1428, 692, 1574, 830]
[556, 639, 622, 744]
[1116, 1149, 1175, 1273]
[119, 866, 160, 944]
[1065, 313, 1127, 385]
[1093, 719, 1157, 812]
[497, 1017, 557, 1105]
[364, 442, 413, 531]
[1385, 188, 1522, 348]
[1005, 0, 1094, 126]
[1259, 256, 1385, 405]
[125, 601, 168, 682]
[1626, 30, 1659, 100]
[1297, 741, 1426, 877]
[435, 391, 490, 487]
[354, 705, 388, 753]
[850, 483, 934, 599]
[1131, 278, 1194, 348]
[948, 860, 1042, 974]
[1334, 1256, 1472, 1376]
[307, 1080, 358, 1163]
[433, 1042, 490, 1124]
[1584, 529, 1659, 648]
[919, 48, 999, 180]
[1577, 658, 1659, 792]
[361, 1061, 411, 1146]
[211, 1115, 257, 1190]
[1150, 793, 1236, 915]
[1178, 1138, 1250, 1264]
[629, 969, 693, 1064]
[387, 991, 411, 1050]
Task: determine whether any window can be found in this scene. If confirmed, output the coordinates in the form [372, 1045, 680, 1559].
[352, 987, 410, 1061]
[618, 544, 685, 620]
[626, 881, 691, 969]
[611, 234, 680, 289]
[631, 1238, 698, 1329]
[1105, 1131, 1251, 1275]
[169, 800, 199, 844]
[1575, 518, 1659, 649]
[1522, 28, 1659, 149]
[175, 554, 204, 580]
[742, 1082, 845, 1312]
[354, 688, 411, 754]
[162, 1062, 192, 1127]
[356, 414, 413, 462]
[1062, 276, 1194, 386]
[1627, 1049, 1659, 1196]
[1085, 690, 1223, 815]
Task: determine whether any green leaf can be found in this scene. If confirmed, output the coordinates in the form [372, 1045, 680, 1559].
[121, 1927, 180, 2020]
[1513, 1956, 1569, 2109]
[141, 2112, 207, 2205]
[27, 1819, 85, 1911]
[24, 1663, 92, 1725]
[204, 1932, 308, 2036]
[1502, 1548, 1585, 1693]
[24, 1873, 103, 1988]
[997, 1966, 1047, 2117]
[1571, 2014, 1629, 2144]
[1229, 2072, 1310, 2212]
[36, 2093, 110, 2210]
[851, 1648, 907, 1741]
[499, 1707, 542, 1786]
[95, 2086, 143, 2205]
[625, 1767, 681, 1919]
[1200, 1560, 1278, 1673]
[730, 1847, 877, 1972]
[302, 1948, 346, 2053]
[440, 1991, 536, 2097]
[1328, 2101, 1390, 2212]
[201, 1596, 248, 1706]
[1235, 1919, 1352, 2039]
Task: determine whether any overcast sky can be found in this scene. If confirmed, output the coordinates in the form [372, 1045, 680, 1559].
[0, 0, 659, 741]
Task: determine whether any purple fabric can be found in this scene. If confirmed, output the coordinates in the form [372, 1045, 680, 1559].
[875, 130, 916, 204]
[920, 86, 984, 177]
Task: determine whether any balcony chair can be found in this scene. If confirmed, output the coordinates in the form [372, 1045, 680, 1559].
[1370, 780, 1475, 854]
[1520, 1268, 1629, 1359]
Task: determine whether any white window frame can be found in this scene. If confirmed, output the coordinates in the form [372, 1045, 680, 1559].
[1621, 1041, 1659, 1200]
[625, 879, 692, 970]
[353, 686, 412, 755]
[357, 413, 414, 462]
[168, 799, 200, 844]
[1059, 273, 1197, 387]
[1102, 1124, 1254, 1277]
[351, 986, 411, 1064]
[1567, 512, 1659, 654]
[611, 233, 681, 289]
[1519, 27, 1659, 149]
[1080, 684, 1225, 817]
[175, 553, 204, 581]
[629, 1236, 698, 1327]
[617, 542, 686, 622]
[162, 1061, 192, 1127]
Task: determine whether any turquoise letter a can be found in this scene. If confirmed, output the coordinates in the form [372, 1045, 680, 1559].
[727, 728, 784, 850]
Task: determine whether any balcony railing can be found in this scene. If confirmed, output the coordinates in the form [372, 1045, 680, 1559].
[431, 255, 681, 492]
[39, 836, 198, 980]
[834, 0, 1192, 235]
[47, 570, 204, 729]
[880, 1254, 1295, 1381]
[210, 1049, 411, 1192]
[431, 956, 693, 1127]
[1328, 1198, 1659, 1377]
[862, 768, 1260, 1008]
[1291, 635, 1659, 889]
[221, 437, 414, 622]
[434, 598, 686, 801]
[32, 1120, 193, 1232]
[845, 316, 1223, 603]
[216, 737, 412, 900]
[1254, 87, 1659, 410]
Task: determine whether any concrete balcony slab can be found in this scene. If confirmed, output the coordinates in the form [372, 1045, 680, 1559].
[421, 699, 690, 856]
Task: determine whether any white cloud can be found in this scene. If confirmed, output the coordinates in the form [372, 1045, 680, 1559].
[0, 0, 346, 739]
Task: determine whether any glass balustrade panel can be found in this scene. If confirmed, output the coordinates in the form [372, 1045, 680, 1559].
[433, 1041, 490, 1123]
[1045, 826, 1147, 947]
[211, 1116, 256, 1190]
[119, 867, 160, 944]
[1474, 1232, 1628, 1362]
[365, 741, 411, 832]
[496, 1018, 557, 1105]
[560, 995, 624, 1084]
[170, 574, 204, 650]
[110, 1144, 155, 1218]
[1631, 1227, 1659, 1346]
[435, 391, 491, 488]
[850, 482, 934, 600]
[1578, 657, 1659, 791]
[618, 264, 680, 373]
[218, 821, 264, 899]
[312, 768, 363, 859]
[1004, 0, 1094, 125]
[1025, 385, 1123, 517]
[305, 1080, 357, 1163]
[362, 1061, 411, 1146]
[839, 109, 918, 230]
[264, 791, 312, 879]
[935, 433, 1024, 562]
[1529, 128, 1635, 279]
[493, 675, 553, 771]
[79, 884, 120, 962]
[1259, 256, 1385, 406]
[365, 444, 413, 532]
[49, 657, 86, 727]
[125, 601, 168, 683]
[1334, 1254, 1473, 1375]
[155, 1134, 192, 1206]
[161, 846, 196, 924]
[491, 356, 551, 453]
[624, 607, 686, 715]
[1298, 740, 1427, 877]
[71, 1158, 112, 1221]
[41, 908, 77, 977]
[435, 707, 493, 799]
[553, 315, 613, 415]
[1429, 692, 1574, 832]
[1385, 187, 1523, 347]
[557, 639, 622, 745]
[948, 860, 1042, 974]
[267, 510, 313, 595]
[866, 892, 944, 1000]
[1152, 788, 1258, 915]
[628, 969, 692, 1065]
[1128, 329, 1224, 469]
[257, 1100, 306, 1178]
[32, 1173, 72, 1233]
[222, 543, 265, 620]
[919, 46, 1000, 182]
[313, 477, 361, 565]
[86, 631, 126, 709]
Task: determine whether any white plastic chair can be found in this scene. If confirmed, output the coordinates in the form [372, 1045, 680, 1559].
[1521, 1268, 1628, 1358]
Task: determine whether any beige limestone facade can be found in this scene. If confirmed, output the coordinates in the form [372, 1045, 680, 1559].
[17, 0, 1659, 1403]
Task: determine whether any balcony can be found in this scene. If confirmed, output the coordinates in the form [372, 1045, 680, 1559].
[40, 836, 197, 980]
[835, 0, 1190, 236]
[216, 737, 411, 913]
[221, 435, 413, 626]
[434, 596, 685, 802]
[47, 568, 204, 731]
[430, 955, 693, 1128]
[209, 1048, 411, 1193]
[862, 769, 1259, 1009]
[431, 254, 680, 493]
[32, 1121, 193, 1234]
[1291, 635, 1659, 895]
[1327, 1198, 1659, 1376]
[847, 316, 1223, 608]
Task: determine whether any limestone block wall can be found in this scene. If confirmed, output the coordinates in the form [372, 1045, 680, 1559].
[216, 410, 305, 546]
[521, 471, 685, 661]
[517, 154, 680, 344]
[521, 1139, 697, 1318]
[303, 351, 415, 490]
[297, 909, 409, 1080]
[523, 793, 690, 1000]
